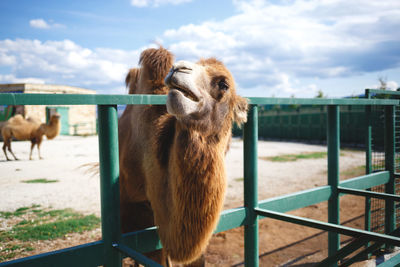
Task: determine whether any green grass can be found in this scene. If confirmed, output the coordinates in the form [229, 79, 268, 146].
[9, 215, 100, 241]
[0, 206, 35, 218]
[21, 178, 59, 184]
[261, 151, 328, 162]
[0, 205, 100, 261]
[340, 165, 366, 178]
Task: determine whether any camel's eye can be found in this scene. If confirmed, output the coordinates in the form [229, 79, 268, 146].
[218, 80, 229, 91]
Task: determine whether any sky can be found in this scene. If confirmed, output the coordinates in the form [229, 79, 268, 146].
[0, 0, 399, 98]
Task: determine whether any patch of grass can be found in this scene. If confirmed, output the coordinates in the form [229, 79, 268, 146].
[341, 165, 366, 179]
[16, 207, 30, 213]
[321, 165, 367, 179]
[16, 219, 33, 226]
[21, 178, 59, 184]
[9, 215, 100, 241]
[261, 152, 328, 162]
[0, 251, 16, 262]
[0, 211, 14, 219]
[0, 206, 34, 218]
[0, 205, 100, 261]
[0, 244, 36, 262]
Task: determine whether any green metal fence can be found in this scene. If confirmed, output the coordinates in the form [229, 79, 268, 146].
[366, 90, 400, 244]
[255, 105, 366, 144]
[1, 93, 400, 267]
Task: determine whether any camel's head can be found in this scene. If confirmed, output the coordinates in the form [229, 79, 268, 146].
[44, 113, 61, 140]
[49, 113, 61, 125]
[165, 58, 248, 134]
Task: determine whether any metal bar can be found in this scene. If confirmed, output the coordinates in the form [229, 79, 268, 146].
[385, 105, 396, 237]
[0, 93, 168, 105]
[246, 97, 399, 106]
[365, 101, 372, 257]
[121, 207, 249, 255]
[340, 227, 400, 267]
[338, 187, 400, 201]
[0, 93, 398, 106]
[121, 227, 162, 254]
[243, 104, 259, 267]
[325, 226, 400, 267]
[215, 207, 248, 233]
[339, 171, 389, 190]
[112, 243, 163, 267]
[327, 105, 340, 264]
[316, 236, 369, 267]
[257, 172, 389, 216]
[365, 89, 371, 99]
[340, 242, 384, 267]
[372, 252, 400, 267]
[254, 208, 400, 246]
[98, 105, 122, 267]
[0, 241, 103, 267]
[259, 186, 332, 213]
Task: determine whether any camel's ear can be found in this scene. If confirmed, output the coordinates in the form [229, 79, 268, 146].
[233, 96, 249, 126]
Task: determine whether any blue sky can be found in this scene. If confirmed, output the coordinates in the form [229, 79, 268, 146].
[0, 0, 399, 98]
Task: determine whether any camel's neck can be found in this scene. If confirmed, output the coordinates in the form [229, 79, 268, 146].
[161, 126, 229, 262]
[44, 121, 60, 139]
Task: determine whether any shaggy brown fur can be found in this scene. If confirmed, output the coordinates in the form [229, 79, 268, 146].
[119, 47, 248, 266]
[1, 114, 61, 160]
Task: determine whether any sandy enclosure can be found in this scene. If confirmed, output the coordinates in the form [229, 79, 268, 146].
[0, 135, 364, 215]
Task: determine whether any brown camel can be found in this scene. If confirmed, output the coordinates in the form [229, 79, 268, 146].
[119, 47, 248, 266]
[1, 113, 61, 160]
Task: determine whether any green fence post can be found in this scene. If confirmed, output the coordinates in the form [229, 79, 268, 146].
[244, 104, 259, 267]
[385, 105, 396, 244]
[98, 105, 122, 267]
[327, 105, 340, 266]
[364, 103, 372, 258]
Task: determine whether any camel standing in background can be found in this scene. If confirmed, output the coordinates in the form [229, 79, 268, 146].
[1, 113, 61, 160]
[119, 47, 248, 266]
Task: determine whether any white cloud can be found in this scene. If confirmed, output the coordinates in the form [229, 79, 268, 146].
[29, 19, 65, 29]
[0, 53, 16, 65]
[1, 0, 399, 97]
[0, 74, 46, 84]
[30, 19, 50, 29]
[0, 39, 144, 92]
[130, 0, 191, 8]
[159, 0, 400, 96]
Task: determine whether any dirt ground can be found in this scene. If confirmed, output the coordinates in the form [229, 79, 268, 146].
[0, 135, 379, 266]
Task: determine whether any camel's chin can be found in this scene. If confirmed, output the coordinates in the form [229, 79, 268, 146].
[167, 89, 200, 117]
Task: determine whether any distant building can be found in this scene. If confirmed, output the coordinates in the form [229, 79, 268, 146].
[0, 83, 97, 135]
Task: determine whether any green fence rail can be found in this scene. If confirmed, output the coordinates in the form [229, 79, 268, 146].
[1, 93, 400, 267]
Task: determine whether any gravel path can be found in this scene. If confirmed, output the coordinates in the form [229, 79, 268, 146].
[0, 136, 364, 215]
